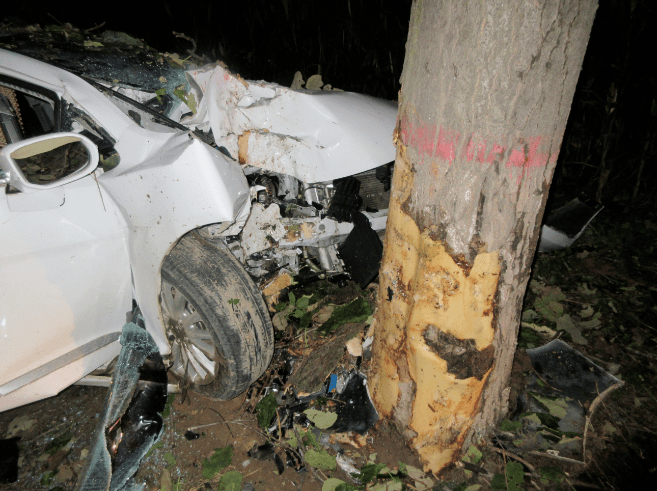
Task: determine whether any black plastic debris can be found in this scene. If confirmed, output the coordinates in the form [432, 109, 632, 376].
[338, 211, 384, 288]
[527, 339, 622, 404]
[327, 176, 362, 222]
[503, 340, 623, 461]
[328, 371, 379, 435]
[76, 322, 166, 491]
[0, 436, 20, 484]
[184, 430, 201, 441]
[538, 197, 604, 252]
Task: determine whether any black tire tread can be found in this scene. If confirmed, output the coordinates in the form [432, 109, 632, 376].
[161, 231, 274, 400]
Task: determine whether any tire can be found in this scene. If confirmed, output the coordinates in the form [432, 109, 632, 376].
[160, 231, 274, 400]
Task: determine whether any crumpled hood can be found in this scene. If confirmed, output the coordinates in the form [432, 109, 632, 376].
[184, 64, 398, 183]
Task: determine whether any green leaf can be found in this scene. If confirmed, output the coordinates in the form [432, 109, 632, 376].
[144, 440, 163, 459]
[84, 40, 103, 47]
[274, 301, 289, 312]
[163, 451, 176, 467]
[255, 393, 278, 428]
[202, 446, 233, 479]
[533, 285, 565, 322]
[217, 471, 243, 491]
[499, 419, 522, 432]
[556, 314, 587, 344]
[506, 462, 525, 491]
[161, 394, 176, 418]
[369, 482, 402, 491]
[538, 466, 565, 484]
[289, 292, 297, 306]
[304, 408, 338, 429]
[319, 297, 371, 335]
[531, 395, 569, 419]
[335, 484, 359, 491]
[357, 463, 387, 483]
[463, 445, 483, 465]
[323, 478, 346, 491]
[305, 448, 337, 470]
[45, 432, 73, 455]
[41, 470, 58, 486]
[296, 295, 311, 311]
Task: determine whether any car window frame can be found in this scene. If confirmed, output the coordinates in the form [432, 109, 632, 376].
[0, 73, 62, 137]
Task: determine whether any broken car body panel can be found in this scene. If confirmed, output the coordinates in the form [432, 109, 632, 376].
[184, 64, 398, 183]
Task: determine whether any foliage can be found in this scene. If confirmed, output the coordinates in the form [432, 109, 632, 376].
[318, 297, 371, 335]
[217, 471, 243, 491]
[201, 446, 233, 479]
[491, 462, 524, 491]
[303, 408, 338, 429]
[45, 432, 73, 455]
[304, 448, 337, 470]
[255, 392, 278, 428]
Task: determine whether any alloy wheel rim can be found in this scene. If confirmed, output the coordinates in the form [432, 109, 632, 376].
[161, 279, 217, 385]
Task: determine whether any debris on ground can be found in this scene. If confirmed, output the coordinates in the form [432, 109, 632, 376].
[76, 322, 167, 491]
[496, 339, 624, 463]
[538, 196, 604, 252]
[1, 199, 656, 490]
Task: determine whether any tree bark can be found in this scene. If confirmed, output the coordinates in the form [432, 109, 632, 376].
[370, 0, 597, 475]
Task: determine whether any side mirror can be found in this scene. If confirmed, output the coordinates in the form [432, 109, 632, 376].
[0, 133, 99, 193]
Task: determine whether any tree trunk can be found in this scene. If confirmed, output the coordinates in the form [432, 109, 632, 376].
[370, 0, 597, 475]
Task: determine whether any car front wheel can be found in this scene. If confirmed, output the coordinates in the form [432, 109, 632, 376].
[160, 232, 274, 400]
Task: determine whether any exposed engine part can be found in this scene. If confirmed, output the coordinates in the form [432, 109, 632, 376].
[317, 244, 343, 274]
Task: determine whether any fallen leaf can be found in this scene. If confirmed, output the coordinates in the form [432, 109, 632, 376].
[306, 74, 324, 90]
[217, 471, 243, 491]
[603, 422, 618, 436]
[322, 478, 346, 491]
[202, 446, 233, 479]
[304, 408, 338, 429]
[5, 415, 36, 438]
[290, 71, 305, 89]
[556, 314, 587, 344]
[579, 312, 602, 330]
[304, 449, 337, 470]
[532, 395, 569, 419]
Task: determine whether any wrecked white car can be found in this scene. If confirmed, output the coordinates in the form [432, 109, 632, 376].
[0, 49, 397, 412]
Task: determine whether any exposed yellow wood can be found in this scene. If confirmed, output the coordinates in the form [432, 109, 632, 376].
[372, 144, 501, 474]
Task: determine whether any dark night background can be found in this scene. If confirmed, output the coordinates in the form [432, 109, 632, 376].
[2, 0, 656, 207]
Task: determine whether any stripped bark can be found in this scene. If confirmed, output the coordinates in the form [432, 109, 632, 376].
[371, 0, 597, 475]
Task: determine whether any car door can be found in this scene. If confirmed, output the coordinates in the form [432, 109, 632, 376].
[0, 78, 132, 407]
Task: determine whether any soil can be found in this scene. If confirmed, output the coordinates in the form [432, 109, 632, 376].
[2, 203, 657, 491]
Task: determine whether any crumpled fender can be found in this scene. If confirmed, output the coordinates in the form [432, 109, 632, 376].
[99, 128, 250, 354]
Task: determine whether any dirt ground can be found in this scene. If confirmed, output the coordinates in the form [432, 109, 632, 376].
[2, 202, 657, 491]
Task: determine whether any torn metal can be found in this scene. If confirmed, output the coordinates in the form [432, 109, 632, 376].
[0, 45, 395, 414]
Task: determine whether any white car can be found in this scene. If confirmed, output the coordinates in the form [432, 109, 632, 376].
[0, 49, 398, 412]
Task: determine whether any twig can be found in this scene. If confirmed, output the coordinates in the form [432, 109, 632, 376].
[84, 21, 106, 33]
[583, 381, 624, 464]
[276, 408, 283, 443]
[491, 447, 536, 473]
[293, 426, 324, 484]
[173, 31, 196, 53]
[205, 407, 235, 439]
[47, 13, 64, 26]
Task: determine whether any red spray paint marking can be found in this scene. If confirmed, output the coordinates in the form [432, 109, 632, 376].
[399, 115, 459, 165]
[400, 116, 554, 183]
